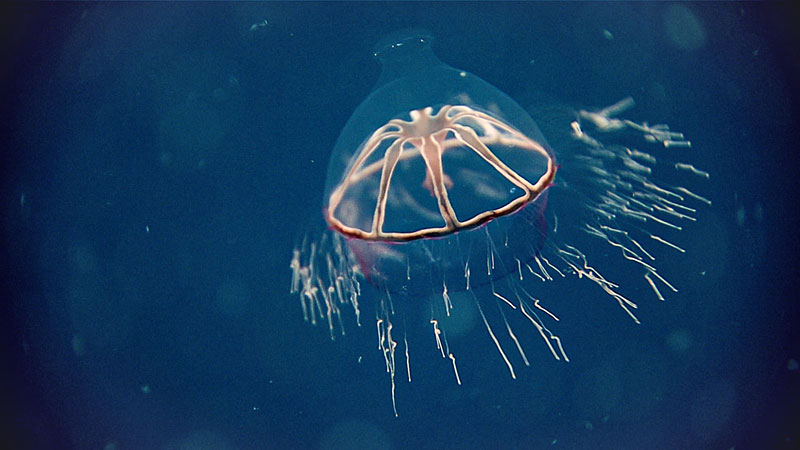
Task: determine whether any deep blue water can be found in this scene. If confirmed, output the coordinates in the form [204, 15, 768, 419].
[2, 3, 798, 449]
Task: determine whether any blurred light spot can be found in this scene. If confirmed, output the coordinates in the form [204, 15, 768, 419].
[72, 335, 86, 357]
[690, 380, 736, 441]
[735, 205, 746, 226]
[428, 291, 478, 339]
[69, 243, 98, 274]
[664, 5, 706, 51]
[753, 202, 763, 222]
[572, 365, 622, 418]
[157, 99, 224, 171]
[164, 430, 233, 450]
[666, 328, 693, 353]
[320, 419, 392, 450]
[216, 278, 252, 317]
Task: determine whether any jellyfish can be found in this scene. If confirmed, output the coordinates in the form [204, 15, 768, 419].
[290, 30, 709, 415]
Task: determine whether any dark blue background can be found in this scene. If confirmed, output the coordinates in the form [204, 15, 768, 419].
[2, 3, 798, 449]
